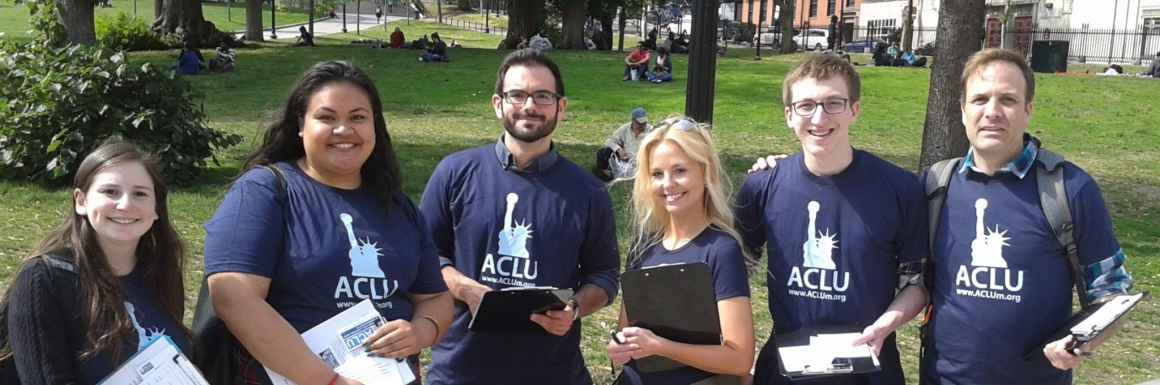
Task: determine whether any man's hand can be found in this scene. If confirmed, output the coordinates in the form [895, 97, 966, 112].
[460, 284, 491, 316]
[1044, 335, 1089, 370]
[748, 154, 788, 174]
[852, 323, 891, 356]
[530, 304, 576, 336]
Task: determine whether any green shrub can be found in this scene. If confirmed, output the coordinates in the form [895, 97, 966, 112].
[96, 13, 168, 51]
[0, 40, 242, 184]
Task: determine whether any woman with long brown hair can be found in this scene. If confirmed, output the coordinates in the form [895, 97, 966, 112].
[0, 140, 189, 384]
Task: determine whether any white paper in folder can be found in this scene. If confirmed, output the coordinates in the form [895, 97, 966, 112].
[266, 299, 415, 385]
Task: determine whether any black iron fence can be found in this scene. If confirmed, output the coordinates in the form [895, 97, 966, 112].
[441, 17, 506, 37]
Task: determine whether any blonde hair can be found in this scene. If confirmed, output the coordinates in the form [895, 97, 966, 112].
[628, 115, 752, 267]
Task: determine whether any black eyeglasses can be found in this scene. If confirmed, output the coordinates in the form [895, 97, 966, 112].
[790, 98, 849, 117]
[501, 90, 560, 106]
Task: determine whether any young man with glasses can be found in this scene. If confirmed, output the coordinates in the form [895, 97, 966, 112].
[735, 54, 929, 385]
[419, 49, 620, 385]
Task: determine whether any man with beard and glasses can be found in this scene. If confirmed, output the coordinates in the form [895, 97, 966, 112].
[419, 48, 620, 385]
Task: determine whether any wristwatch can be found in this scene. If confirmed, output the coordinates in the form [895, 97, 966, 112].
[569, 298, 581, 321]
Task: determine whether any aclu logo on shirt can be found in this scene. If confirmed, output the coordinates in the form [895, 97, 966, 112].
[334, 213, 400, 308]
[954, 199, 1024, 303]
[786, 201, 850, 302]
[125, 301, 166, 353]
[480, 193, 539, 287]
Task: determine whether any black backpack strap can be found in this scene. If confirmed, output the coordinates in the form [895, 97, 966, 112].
[192, 164, 288, 385]
[1035, 149, 1086, 308]
[925, 157, 961, 260]
[918, 157, 960, 376]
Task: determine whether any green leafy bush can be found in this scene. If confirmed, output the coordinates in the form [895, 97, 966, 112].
[0, 40, 242, 184]
[96, 13, 168, 51]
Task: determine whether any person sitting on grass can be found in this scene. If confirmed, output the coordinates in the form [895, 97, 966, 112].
[295, 26, 314, 47]
[208, 42, 236, 73]
[1145, 52, 1160, 77]
[175, 43, 204, 75]
[648, 47, 673, 83]
[420, 32, 449, 62]
[624, 43, 651, 81]
[390, 27, 406, 48]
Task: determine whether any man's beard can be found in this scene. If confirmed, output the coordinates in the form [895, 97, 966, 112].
[502, 110, 558, 143]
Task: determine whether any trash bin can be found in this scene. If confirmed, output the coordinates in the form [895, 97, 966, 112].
[1031, 40, 1069, 73]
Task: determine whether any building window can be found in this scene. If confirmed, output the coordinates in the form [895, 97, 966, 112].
[827, 0, 835, 15]
[1145, 17, 1160, 33]
[868, 18, 897, 39]
[846, 0, 854, 6]
[810, 0, 818, 17]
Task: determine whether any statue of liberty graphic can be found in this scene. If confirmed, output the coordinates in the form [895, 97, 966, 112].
[124, 302, 165, 352]
[969, 199, 1010, 268]
[801, 201, 838, 270]
[340, 213, 386, 278]
[497, 193, 533, 258]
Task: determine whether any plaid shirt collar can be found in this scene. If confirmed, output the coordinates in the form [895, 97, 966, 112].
[959, 134, 1039, 179]
[493, 135, 559, 173]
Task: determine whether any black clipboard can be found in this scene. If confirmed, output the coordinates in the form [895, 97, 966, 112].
[621, 262, 721, 373]
[468, 286, 574, 333]
[775, 326, 881, 380]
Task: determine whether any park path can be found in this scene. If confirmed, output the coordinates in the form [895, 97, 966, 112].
[238, 13, 405, 41]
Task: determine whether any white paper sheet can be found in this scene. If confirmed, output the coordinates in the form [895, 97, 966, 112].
[1071, 292, 1145, 338]
[266, 299, 415, 385]
[98, 336, 209, 385]
[778, 332, 878, 374]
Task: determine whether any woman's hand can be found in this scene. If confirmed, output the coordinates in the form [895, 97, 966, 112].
[619, 326, 669, 360]
[606, 330, 636, 365]
[363, 319, 421, 359]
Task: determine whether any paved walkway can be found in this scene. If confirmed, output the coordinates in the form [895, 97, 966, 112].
[237, 14, 406, 41]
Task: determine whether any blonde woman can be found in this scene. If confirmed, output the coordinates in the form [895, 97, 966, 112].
[606, 116, 755, 385]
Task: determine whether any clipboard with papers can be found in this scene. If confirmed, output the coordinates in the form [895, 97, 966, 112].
[621, 262, 721, 373]
[775, 327, 881, 379]
[98, 335, 209, 385]
[468, 286, 574, 333]
[1061, 292, 1148, 353]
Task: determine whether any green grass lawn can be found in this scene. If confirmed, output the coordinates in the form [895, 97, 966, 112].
[1, 20, 1157, 384]
[0, 0, 311, 41]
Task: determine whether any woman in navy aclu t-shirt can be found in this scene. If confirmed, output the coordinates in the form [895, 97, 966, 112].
[203, 61, 451, 385]
[606, 117, 755, 385]
[2, 141, 191, 384]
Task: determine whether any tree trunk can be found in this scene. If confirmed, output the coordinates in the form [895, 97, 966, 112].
[244, 0, 263, 41]
[154, 0, 163, 23]
[617, 6, 626, 52]
[918, 0, 985, 170]
[499, 0, 544, 49]
[685, 0, 718, 123]
[559, 0, 586, 49]
[902, 0, 914, 51]
[779, 0, 794, 53]
[153, 0, 229, 46]
[55, 0, 96, 45]
[587, 0, 615, 50]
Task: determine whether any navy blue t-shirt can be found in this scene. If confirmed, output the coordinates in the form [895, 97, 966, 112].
[922, 162, 1121, 385]
[735, 150, 927, 384]
[86, 268, 192, 383]
[419, 139, 620, 385]
[623, 228, 750, 385]
[203, 162, 447, 333]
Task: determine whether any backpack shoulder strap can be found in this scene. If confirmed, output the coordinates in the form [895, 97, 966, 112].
[260, 164, 289, 203]
[925, 157, 962, 257]
[1035, 148, 1086, 307]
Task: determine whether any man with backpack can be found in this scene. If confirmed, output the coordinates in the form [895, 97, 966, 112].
[919, 48, 1134, 385]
